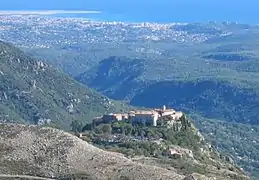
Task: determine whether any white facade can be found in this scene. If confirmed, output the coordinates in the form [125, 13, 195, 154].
[171, 112, 183, 120]
[131, 112, 159, 126]
[161, 110, 175, 117]
[99, 106, 183, 127]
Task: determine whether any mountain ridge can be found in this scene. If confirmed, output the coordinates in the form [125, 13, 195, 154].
[0, 41, 131, 130]
[75, 56, 259, 125]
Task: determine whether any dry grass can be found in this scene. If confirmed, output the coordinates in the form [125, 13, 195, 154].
[0, 123, 185, 180]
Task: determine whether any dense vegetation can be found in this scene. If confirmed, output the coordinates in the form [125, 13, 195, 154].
[191, 114, 259, 179]
[76, 56, 259, 125]
[0, 41, 131, 130]
[83, 115, 200, 153]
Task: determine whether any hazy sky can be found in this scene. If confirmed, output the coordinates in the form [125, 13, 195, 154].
[0, 0, 257, 10]
[0, 0, 258, 23]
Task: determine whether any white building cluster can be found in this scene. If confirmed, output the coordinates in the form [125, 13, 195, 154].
[98, 105, 183, 127]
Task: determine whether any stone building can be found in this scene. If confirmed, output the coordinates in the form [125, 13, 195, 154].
[98, 105, 183, 127]
[130, 110, 159, 126]
[102, 113, 129, 123]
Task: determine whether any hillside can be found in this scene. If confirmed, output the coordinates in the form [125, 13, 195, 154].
[0, 41, 130, 130]
[73, 29, 259, 177]
[0, 123, 184, 180]
[75, 55, 259, 177]
[75, 56, 259, 125]
[0, 123, 249, 180]
[191, 114, 259, 178]
[80, 112, 249, 180]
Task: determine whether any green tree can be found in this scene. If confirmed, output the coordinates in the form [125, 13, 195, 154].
[101, 124, 112, 134]
[70, 120, 83, 133]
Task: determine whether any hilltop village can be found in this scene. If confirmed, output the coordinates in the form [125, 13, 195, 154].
[79, 106, 195, 159]
[94, 105, 183, 127]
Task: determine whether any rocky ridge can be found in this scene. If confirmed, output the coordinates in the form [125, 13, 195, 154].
[0, 123, 185, 180]
[0, 123, 250, 180]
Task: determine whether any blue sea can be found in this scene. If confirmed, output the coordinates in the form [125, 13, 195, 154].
[1, 0, 259, 24]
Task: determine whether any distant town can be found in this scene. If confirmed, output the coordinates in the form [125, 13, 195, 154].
[0, 14, 230, 50]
